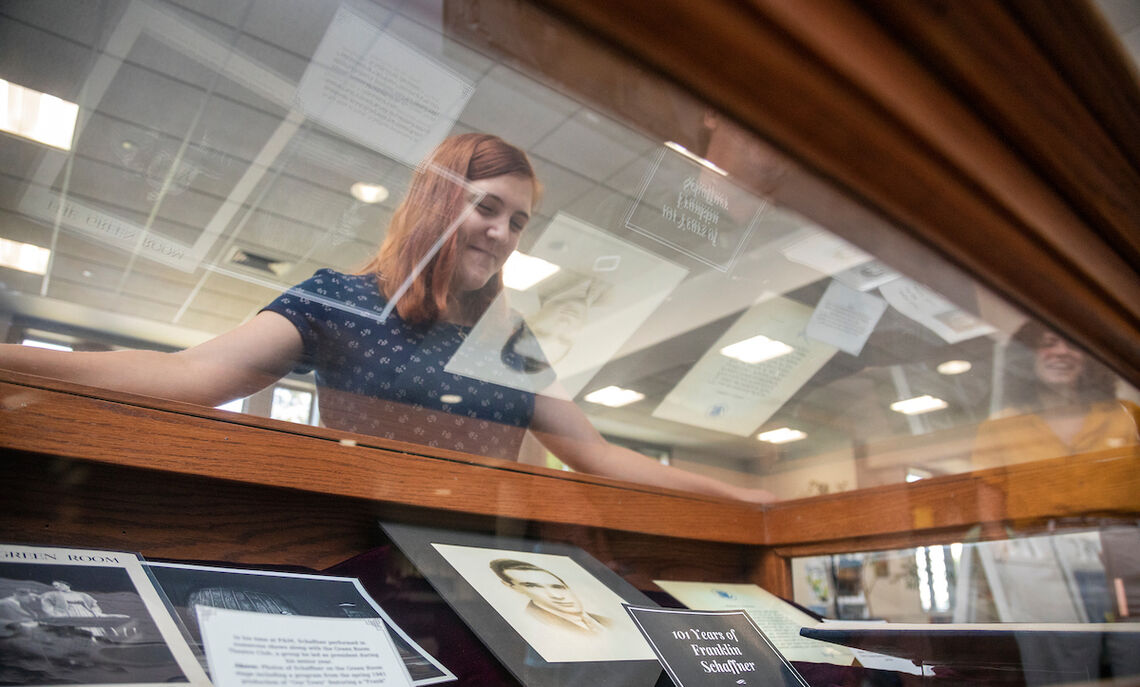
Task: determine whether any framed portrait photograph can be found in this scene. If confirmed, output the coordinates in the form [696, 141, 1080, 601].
[380, 522, 664, 687]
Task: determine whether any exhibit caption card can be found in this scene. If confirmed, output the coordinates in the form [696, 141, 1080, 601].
[625, 606, 809, 686]
[197, 608, 411, 687]
[144, 562, 455, 685]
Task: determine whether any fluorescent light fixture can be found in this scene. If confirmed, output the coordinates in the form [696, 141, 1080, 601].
[502, 251, 560, 290]
[0, 237, 51, 274]
[664, 141, 729, 176]
[349, 182, 389, 204]
[0, 78, 79, 150]
[890, 395, 948, 415]
[720, 335, 794, 364]
[440, 394, 463, 404]
[757, 427, 807, 444]
[937, 359, 972, 375]
[21, 338, 72, 352]
[584, 385, 645, 408]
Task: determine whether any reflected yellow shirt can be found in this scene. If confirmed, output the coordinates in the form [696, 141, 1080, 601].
[971, 400, 1140, 470]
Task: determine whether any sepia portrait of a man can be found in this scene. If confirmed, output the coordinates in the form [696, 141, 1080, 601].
[431, 543, 655, 663]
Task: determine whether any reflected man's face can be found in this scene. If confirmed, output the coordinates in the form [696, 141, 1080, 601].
[501, 568, 584, 616]
[1034, 332, 1085, 390]
[530, 297, 588, 363]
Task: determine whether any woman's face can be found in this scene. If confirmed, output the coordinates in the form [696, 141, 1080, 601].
[451, 173, 533, 294]
[1034, 331, 1085, 390]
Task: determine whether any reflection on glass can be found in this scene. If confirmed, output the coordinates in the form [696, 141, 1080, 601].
[792, 529, 1134, 624]
[270, 387, 313, 425]
[0, 78, 79, 150]
[0, 0, 1134, 503]
[0, 237, 51, 274]
[215, 398, 245, 413]
[973, 322, 1140, 470]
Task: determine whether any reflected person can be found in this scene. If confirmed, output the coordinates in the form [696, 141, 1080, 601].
[972, 321, 1139, 470]
[0, 133, 774, 504]
[971, 323, 1140, 684]
[489, 559, 609, 634]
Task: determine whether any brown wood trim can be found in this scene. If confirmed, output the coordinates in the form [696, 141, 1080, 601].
[762, 447, 1140, 548]
[1, 448, 760, 576]
[752, 547, 794, 599]
[858, 0, 1140, 307]
[1004, 0, 1140, 181]
[4, 371, 1137, 553]
[0, 372, 768, 544]
[532, 0, 1140, 386]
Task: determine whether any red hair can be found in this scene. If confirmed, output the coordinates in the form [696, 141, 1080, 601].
[359, 134, 539, 324]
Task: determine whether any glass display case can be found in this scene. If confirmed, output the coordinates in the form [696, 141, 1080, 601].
[1, 0, 1138, 685]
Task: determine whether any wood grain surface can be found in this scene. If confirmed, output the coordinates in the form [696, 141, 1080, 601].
[5, 371, 1136, 587]
[531, 0, 1140, 387]
[0, 372, 767, 545]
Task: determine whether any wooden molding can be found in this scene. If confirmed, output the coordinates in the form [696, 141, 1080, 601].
[4, 372, 1136, 558]
[763, 447, 1140, 554]
[532, 0, 1140, 385]
[0, 371, 767, 545]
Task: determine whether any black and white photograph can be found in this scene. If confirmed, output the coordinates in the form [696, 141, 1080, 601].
[381, 522, 663, 687]
[144, 562, 455, 685]
[0, 545, 208, 687]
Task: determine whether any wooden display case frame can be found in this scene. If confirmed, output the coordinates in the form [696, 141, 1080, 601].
[2, 0, 1138, 604]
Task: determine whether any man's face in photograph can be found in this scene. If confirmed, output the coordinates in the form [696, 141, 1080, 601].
[502, 567, 585, 616]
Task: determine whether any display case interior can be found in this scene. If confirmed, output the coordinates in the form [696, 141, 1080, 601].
[1, 0, 1139, 684]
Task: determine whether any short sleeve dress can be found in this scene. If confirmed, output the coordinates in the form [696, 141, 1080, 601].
[262, 269, 537, 460]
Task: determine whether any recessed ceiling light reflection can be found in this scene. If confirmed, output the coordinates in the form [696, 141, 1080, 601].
[502, 251, 560, 290]
[0, 237, 50, 274]
[350, 182, 389, 204]
[584, 386, 645, 408]
[0, 78, 78, 150]
[937, 360, 972, 375]
[890, 395, 948, 415]
[757, 427, 807, 444]
[720, 335, 794, 364]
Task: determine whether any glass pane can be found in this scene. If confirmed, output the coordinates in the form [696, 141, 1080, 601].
[793, 528, 1140, 622]
[0, 0, 1136, 503]
[270, 386, 313, 424]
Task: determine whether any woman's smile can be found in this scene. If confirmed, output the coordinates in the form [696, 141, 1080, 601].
[451, 173, 534, 294]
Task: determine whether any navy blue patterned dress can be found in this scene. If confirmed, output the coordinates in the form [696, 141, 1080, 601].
[263, 269, 536, 460]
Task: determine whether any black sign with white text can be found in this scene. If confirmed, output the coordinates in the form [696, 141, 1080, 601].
[626, 606, 808, 687]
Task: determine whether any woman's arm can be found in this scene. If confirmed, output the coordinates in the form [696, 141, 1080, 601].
[530, 394, 777, 503]
[0, 311, 304, 407]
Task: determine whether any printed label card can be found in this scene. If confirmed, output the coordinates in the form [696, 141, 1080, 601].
[626, 606, 809, 686]
[625, 146, 767, 272]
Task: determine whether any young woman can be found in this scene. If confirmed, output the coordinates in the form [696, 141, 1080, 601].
[971, 321, 1139, 469]
[1, 133, 775, 503]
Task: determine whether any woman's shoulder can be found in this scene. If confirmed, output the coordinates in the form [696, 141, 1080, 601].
[300, 268, 372, 286]
[290, 269, 384, 298]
